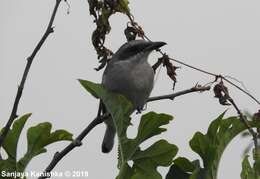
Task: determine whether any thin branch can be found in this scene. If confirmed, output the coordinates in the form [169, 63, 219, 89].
[214, 81, 258, 147]
[38, 113, 110, 179]
[223, 78, 260, 105]
[129, 19, 218, 78]
[224, 75, 251, 94]
[169, 54, 260, 106]
[228, 97, 258, 148]
[168, 57, 218, 77]
[126, 14, 260, 106]
[0, 0, 63, 148]
[147, 85, 211, 102]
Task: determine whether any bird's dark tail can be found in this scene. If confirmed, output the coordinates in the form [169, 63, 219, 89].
[102, 123, 116, 153]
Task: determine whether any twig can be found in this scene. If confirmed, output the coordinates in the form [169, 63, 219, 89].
[0, 0, 63, 148]
[223, 92, 259, 147]
[167, 56, 260, 106]
[224, 75, 251, 94]
[126, 14, 260, 106]
[223, 78, 260, 105]
[38, 113, 110, 179]
[215, 81, 258, 146]
[147, 85, 211, 102]
[127, 14, 219, 78]
[168, 57, 218, 77]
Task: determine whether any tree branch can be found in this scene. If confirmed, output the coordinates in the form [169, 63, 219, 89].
[228, 97, 258, 148]
[147, 85, 211, 102]
[216, 82, 259, 147]
[0, 0, 63, 149]
[38, 113, 110, 179]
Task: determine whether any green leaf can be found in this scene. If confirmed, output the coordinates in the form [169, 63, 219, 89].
[122, 112, 173, 161]
[0, 159, 17, 175]
[166, 164, 191, 179]
[17, 122, 73, 172]
[253, 147, 260, 177]
[174, 157, 196, 173]
[79, 80, 177, 179]
[79, 79, 102, 98]
[116, 163, 134, 179]
[241, 155, 260, 179]
[79, 79, 132, 118]
[206, 112, 225, 139]
[189, 168, 207, 179]
[115, 111, 175, 179]
[2, 114, 31, 161]
[132, 140, 177, 163]
[80, 79, 133, 170]
[189, 112, 260, 179]
[131, 140, 178, 179]
[166, 158, 203, 179]
[79, 79, 133, 136]
[136, 112, 173, 144]
[166, 112, 260, 179]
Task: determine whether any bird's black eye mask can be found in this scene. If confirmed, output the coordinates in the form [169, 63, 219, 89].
[116, 42, 150, 61]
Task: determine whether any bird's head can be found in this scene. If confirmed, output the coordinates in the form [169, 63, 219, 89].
[113, 40, 166, 62]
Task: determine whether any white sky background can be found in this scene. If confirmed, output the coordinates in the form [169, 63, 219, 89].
[1, 0, 260, 179]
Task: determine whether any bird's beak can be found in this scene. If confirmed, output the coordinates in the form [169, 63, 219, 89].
[145, 41, 167, 51]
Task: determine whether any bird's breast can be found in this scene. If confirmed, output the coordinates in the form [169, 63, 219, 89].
[102, 61, 154, 109]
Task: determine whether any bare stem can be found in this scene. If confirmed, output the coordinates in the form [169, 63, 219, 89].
[0, 0, 62, 148]
[38, 113, 110, 179]
[126, 14, 260, 106]
[228, 97, 258, 148]
[147, 85, 211, 102]
[223, 78, 260, 105]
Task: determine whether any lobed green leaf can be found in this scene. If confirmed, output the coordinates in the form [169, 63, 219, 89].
[17, 122, 73, 171]
[79, 79, 177, 179]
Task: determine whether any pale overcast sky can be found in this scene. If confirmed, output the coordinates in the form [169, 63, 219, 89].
[1, 0, 260, 179]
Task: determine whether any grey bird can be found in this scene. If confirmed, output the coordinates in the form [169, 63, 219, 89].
[101, 40, 166, 153]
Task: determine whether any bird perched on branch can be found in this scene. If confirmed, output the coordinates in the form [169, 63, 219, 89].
[101, 40, 166, 153]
